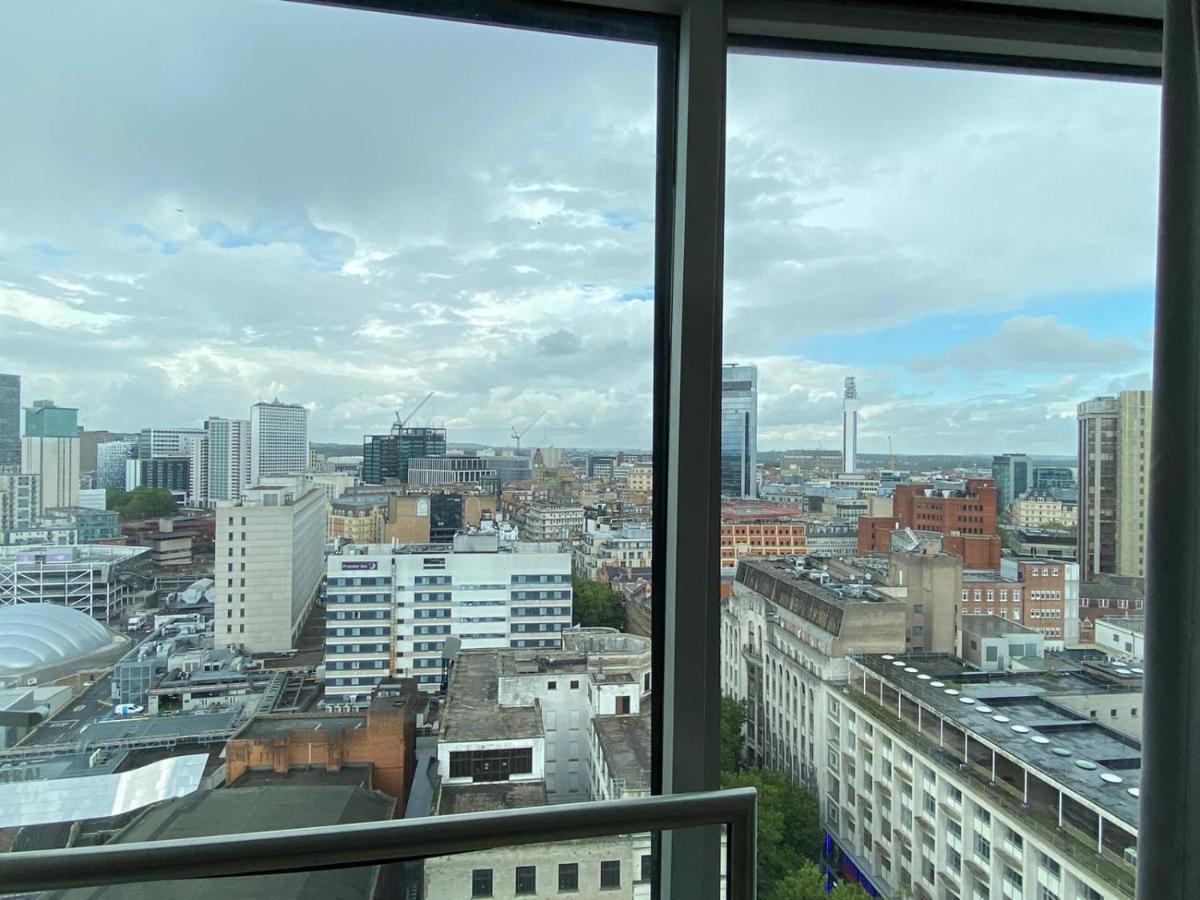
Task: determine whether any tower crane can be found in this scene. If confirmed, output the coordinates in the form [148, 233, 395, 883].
[511, 412, 546, 452]
[394, 391, 434, 430]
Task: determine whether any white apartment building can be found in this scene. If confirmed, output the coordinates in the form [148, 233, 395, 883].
[824, 655, 1138, 900]
[324, 533, 572, 705]
[521, 504, 584, 542]
[0, 474, 38, 533]
[1012, 491, 1077, 529]
[214, 481, 325, 653]
[250, 400, 309, 484]
[424, 634, 652, 899]
[190, 417, 251, 506]
[573, 524, 653, 579]
[137, 427, 204, 459]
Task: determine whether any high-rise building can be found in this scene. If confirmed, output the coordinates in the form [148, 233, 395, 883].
[21, 402, 80, 512]
[214, 480, 325, 653]
[0, 473, 38, 533]
[250, 400, 309, 484]
[842, 375, 859, 474]
[190, 417, 250, 505]
[0, 374, 20, 472]
[720, 364, 757, 498]
[324, 532, 572, 704]
[1033, 465, 1077, 494]
[77, 429, 115, 481]
[136, 426, 204, 460]
[362, 426, 446, 484]
[991, 452, 1032, 511]
[96, 440, 136, 490]
[1078, 391, 1151, 578]
[125, 457, 190, 500]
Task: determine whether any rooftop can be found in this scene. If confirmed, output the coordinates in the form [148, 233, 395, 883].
[1097, 616, 1144, 636]
[78, 709, 242, 745]
[438, 780, 547, 815]
[48, 785, 394, 899]
[594, 713, 651, 792]
[1080, 576, 1145, 602]
[856, 653, 1142, 828]
[960, 614, 1040, 638]
[0, 544, 149, 565]
[237, 713, 366, 741]
[441, 651, 544, 743]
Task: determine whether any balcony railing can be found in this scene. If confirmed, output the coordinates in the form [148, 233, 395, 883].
[0, 787, 756, 898]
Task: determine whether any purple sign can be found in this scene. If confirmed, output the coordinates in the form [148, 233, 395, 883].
[341, 560, 378, 571]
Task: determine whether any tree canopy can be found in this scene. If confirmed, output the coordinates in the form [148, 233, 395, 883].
[106, 487, 177, 521]
[721, 695, 747, 774]
[766, 864, 871, 900]
[571, 577, 626, 630]
[720, 694, 867, 899]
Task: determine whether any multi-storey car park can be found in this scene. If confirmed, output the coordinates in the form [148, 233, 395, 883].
[0, 544, 150, 622]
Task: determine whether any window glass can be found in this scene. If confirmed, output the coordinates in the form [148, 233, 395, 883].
[720, 50, 1156, 899]
[0, 0, 659, 889]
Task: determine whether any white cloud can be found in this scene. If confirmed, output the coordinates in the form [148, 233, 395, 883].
[0, 286, 127, 332]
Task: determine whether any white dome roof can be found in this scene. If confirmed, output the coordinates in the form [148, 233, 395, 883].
[0, 604, 114, 675]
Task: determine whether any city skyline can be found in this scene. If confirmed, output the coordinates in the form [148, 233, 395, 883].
[0, 2, 1158, 454]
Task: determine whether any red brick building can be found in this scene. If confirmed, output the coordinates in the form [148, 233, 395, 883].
[859, 478, 1000, 568]
[720, 501, 808, 569]
[225, 688, 418, 810]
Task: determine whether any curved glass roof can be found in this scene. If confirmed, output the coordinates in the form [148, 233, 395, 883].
[0, 604, 113, 674]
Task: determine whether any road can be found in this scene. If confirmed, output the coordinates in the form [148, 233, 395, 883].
[20, 674, 115, 748]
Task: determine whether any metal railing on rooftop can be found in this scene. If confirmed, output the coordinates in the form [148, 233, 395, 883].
[0, 787, 757, 898]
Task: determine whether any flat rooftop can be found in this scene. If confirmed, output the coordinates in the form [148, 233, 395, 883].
[961, 614, 1039, 638]
[232, 766, 372, 789]
[237, 713, 366, 740]
[595, 713, 651, 791]
[857, 653, 1142, 828]
[441, 651, 543, 743]
[1097, 616, 1144, 636]
[83, 709, 242, 743]
[438, 780, 547, 815]
[499, 654, 590, 677]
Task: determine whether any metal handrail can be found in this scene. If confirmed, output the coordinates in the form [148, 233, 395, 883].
[0, 786, 757, 898]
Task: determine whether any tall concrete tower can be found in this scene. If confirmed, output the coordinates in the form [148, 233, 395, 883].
[843, 376, 859, 474]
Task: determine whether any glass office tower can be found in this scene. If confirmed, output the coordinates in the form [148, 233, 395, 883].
[721, 364, 757, 499]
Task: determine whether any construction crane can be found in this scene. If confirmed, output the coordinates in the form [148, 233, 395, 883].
[511, 412, 546, 452]
[394, 391, 434, 430]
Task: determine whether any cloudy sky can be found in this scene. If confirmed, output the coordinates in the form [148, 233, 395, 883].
[0, 2, 1159, 454]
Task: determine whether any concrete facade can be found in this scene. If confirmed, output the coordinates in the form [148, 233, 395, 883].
[190, 417, 251, 506]
[0, 473, 38, 533]
[250, 400, 309, 484]
[521, 504, 584, 542]
[826, 656, 1138, 900]
[214, 485, 325, 653]
[22, 420, 80, 513]
[324, 534, 572, 704]
[1078, 392, 1151, 579]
